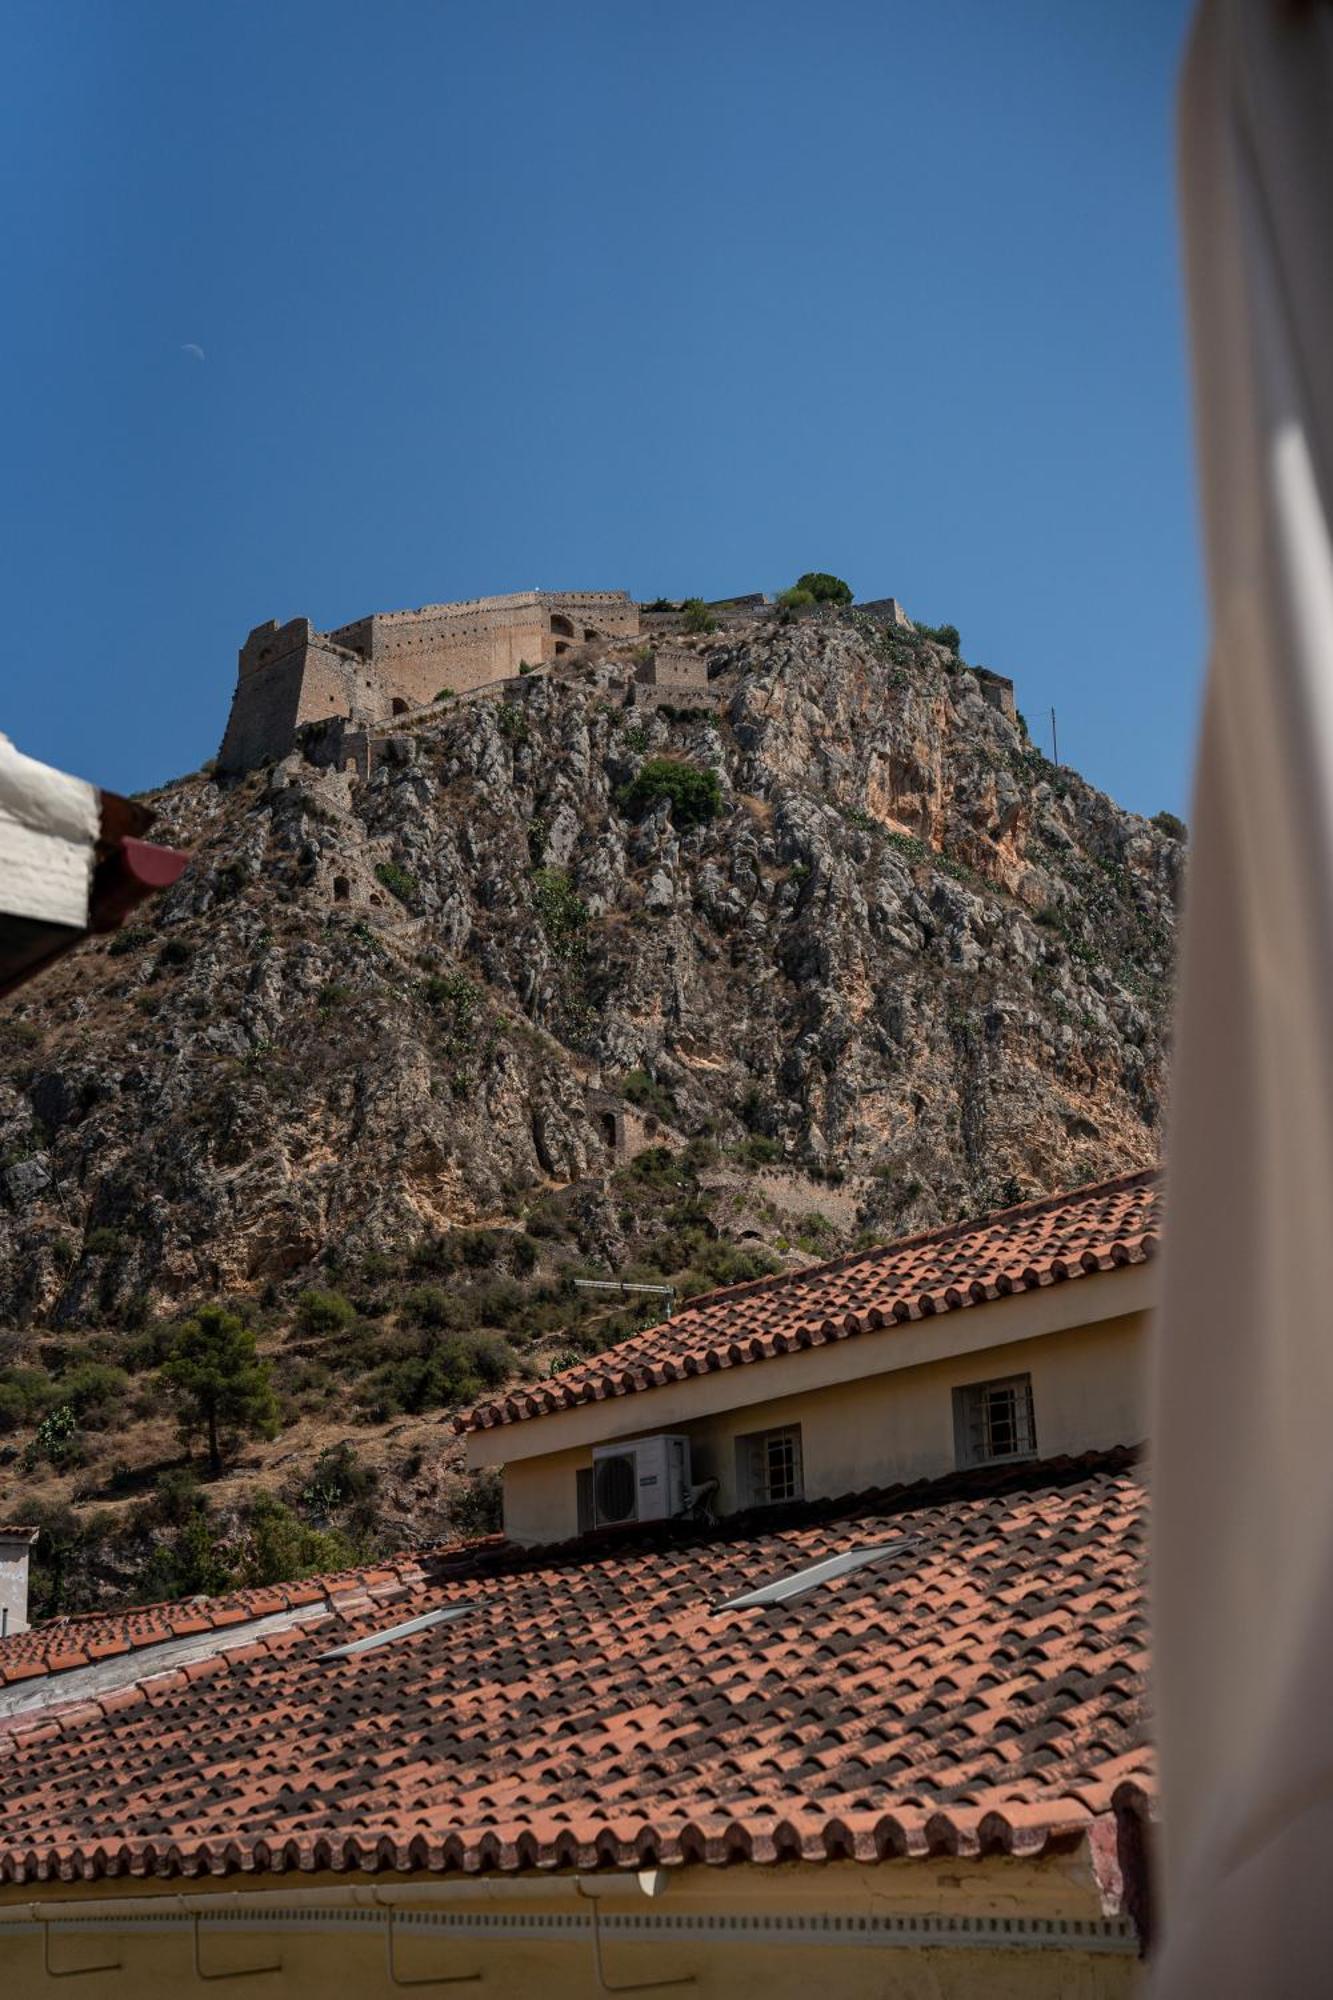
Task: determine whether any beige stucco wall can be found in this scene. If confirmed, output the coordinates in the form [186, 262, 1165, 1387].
[500, 1302, 1149, 1546]
[0, 1852, 1141, 1997]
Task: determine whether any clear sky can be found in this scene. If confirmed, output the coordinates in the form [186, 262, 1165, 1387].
[4, 0, 1201, 816]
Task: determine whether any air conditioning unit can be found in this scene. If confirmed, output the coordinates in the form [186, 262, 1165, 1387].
[591, 1435, 692, 1526]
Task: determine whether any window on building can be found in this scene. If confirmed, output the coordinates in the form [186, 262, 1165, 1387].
[737, 1424, 804, 1507]
[953, 1373, 1037, 1468]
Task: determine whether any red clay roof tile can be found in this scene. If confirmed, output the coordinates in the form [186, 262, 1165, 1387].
[0, 1452, 1148, 1882]
[0, 1555, 442, 1690]
[457, 1170, 1160, 1434]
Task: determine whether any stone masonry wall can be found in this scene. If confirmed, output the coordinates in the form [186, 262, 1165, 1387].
[219, 591, 641, 773]
[635, 646, 713, 707]
[219, 624, 394, 774]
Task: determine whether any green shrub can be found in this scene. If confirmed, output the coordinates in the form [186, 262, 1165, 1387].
[451, 1468, 503, 1539]
[681, 599, 717, 634]
[1152, 810, 1187, 843]
[618, 758, 722, 829]
[518, 659, 535, 676]
[29, 1403, 79, 1465]
[85, 1226, 127, 1258]
[884, 829, 927, 864]
[240, 1491, 359, 1588]
[421, 971, 480, 1017]
[301, 1441, 378, 1529]
[157, 936, 193, 969]
[511, 1233, 539, 1276]
[108, 927, 150, 957]
[622, 1069, 676, 1121]
[531, 868, 588, 958]
[402, 1284, 465, 1332]
[631, 1145, 688, 1186]
[152, 1467, 205, 1526]
[361, 1328, 514, 1419]
[142, 1503, 234, 1601]
[408, 1233, 460, 1276]
[643, 597, 676, 613]
[213, 860, 250, 901]
[777, 587, 815, 613]
[375, 861, 420, 909]
[794, 572, 852, 604]
[59, 1361, 129, 1428]
[123, 1320, 176, 1372]
[434, 687, 455, 702]
[456, 1229, 500, 1270]
[295, 1289, 356, 1336]
[737, 1134, 782, 1166]
[0, 1365, 60, 1432]
[916, 620, 961, 653]
[496, 704, 529, 746]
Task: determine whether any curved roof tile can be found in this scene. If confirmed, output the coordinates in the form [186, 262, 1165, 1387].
[459, 1169, 1161, 1434]
[0, 1452, 1149, 1883]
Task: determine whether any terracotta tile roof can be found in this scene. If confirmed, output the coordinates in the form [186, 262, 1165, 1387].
[0, 1524, 38, 1540]
[0, 1551, 502, 1688]
[0, 1451, 1150, 1883]
[459, 1169, 1161, 1434]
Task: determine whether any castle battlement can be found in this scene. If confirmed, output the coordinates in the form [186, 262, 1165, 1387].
[218, 590, 640, 774]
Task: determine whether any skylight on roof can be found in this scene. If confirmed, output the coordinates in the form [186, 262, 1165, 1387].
[713, 1538, 918, 1613]
[317, 1603, 476, 1659]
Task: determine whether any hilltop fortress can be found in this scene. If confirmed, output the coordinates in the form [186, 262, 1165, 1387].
[217, 590, 642, 774]
[217, 585, 1014, 775]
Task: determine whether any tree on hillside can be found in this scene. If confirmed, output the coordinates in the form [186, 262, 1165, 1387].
[164, 1306, 280, 1476]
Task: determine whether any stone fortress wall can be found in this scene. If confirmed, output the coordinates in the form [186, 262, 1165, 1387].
[218, 591, 640, 773]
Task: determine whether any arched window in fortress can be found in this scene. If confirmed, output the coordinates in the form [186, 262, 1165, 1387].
[333, 875, 350, 903]
[549, 614, 576, 639]
[391, 698, 409, 715]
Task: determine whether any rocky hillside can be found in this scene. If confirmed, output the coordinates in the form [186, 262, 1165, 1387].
[0, 610, 1179, 1608]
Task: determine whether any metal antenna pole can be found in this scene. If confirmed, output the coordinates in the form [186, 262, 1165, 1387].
[1050, 706, 1059, 766]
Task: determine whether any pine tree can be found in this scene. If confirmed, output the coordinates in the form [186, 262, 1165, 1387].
[164, 1306, 280, 1475]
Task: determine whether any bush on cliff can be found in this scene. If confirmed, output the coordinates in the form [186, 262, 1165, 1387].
[618, 758, 722, 830]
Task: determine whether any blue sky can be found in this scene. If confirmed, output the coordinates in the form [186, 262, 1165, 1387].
[4, 0, 1200, 816]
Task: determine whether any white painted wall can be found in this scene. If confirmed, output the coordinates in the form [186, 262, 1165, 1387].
[0, 1537, 33, 1638]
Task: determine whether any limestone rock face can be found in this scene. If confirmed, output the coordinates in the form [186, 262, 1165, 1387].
[0, 618, 1179, 1325]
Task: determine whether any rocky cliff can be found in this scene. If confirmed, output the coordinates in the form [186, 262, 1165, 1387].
[0, 610, 1181, 1610]
[1, 612, 1178, 1331]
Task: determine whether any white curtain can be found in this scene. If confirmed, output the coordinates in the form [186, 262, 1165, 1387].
[1154, 1, 1333, 1988]
[0, 732, 99, 929]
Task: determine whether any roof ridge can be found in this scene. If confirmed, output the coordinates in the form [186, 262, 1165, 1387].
[459, 1166, 1162, 1432]
[672, 1164, 1162, 1321]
